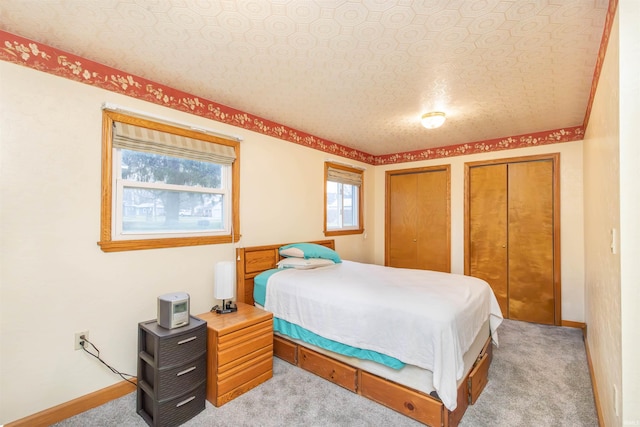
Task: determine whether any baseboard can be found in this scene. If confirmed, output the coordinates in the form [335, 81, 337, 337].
[561, 320, 586, 331]
[584, 335, 604, 427]
[5, 379, 136, 427]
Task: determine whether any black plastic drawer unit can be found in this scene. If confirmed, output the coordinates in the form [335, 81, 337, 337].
[137, 316, 207, 427]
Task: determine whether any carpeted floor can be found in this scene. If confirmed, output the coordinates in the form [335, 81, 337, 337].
[53, 319, 598, 426]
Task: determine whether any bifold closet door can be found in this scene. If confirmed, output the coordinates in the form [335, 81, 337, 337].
[468, 164, 509, 316]
[387, 169, 449, 272]
[415, 170, 448, 272]
[507, 160, 555, 324]
[388, 173, 418, 268]
[467, 158, 556, 325]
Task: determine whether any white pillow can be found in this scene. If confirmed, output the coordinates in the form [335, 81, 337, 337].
[278, 243, 342, 263]
[277, 257, 335, 270]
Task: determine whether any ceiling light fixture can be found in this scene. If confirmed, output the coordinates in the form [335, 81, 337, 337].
[421, 112, 446, 129]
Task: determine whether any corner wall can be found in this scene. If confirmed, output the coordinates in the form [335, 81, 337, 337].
[582, 8, 622, 427]
[618, 0, 640, 422]
[583, 2, 640, 423]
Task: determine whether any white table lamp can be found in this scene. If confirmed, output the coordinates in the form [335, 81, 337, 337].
[214, 261, 237, 314]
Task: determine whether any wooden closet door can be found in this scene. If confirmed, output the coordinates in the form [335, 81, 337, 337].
[508, 160, 555, 324]
[415, 170, 449, 272]
[386, 167, 450, 272]
[466, 154, 559, 325]
[468, 164, 509, 316]
[388, 173, 418, 268]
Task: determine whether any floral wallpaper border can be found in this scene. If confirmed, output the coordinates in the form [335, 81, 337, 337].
[1, 28, 604, 166]
[0, 30, 378, 164]
[374, 126, 584, 165]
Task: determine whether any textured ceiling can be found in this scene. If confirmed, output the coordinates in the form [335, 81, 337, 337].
[0, 0, 608, 156]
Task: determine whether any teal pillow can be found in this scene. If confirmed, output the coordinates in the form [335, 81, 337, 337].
[279, 243, 342, 263]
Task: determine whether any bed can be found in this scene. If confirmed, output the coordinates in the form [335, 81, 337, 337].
[235, 240, 503, 427]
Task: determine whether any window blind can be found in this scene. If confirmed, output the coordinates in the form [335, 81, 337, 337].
[113, 122, 236, 165]
[327, 165, 362, 186]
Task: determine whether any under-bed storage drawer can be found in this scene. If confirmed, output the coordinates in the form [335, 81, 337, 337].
[299, 347, 357, 392]
[360, 371, 443, 427]
[274, 335, 297, 364]
[468, 352, 489, 404]
[468, 337, 492, 405]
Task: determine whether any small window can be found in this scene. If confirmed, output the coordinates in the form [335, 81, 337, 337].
[99, 110, 240, 252]
[324, 162, 364, 236]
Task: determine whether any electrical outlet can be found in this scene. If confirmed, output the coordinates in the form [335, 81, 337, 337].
[75, 331, 89, 351]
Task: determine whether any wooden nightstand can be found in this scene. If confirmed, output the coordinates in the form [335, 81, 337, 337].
[197, 302, 273, 406]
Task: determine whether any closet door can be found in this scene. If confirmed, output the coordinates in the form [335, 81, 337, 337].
[508, 160, 555, 324]
[468, 164, 509, 316]
[386, 167, 450, 272]
[465, 154, 560, 325]
[388, 173, 418, 268]
[415, 170, 449, 271]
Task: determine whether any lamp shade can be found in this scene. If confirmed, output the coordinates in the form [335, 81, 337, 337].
[421, 112, 446, 129]
[214, 261, 235, 300]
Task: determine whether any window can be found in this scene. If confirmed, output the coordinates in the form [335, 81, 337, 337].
[98, 110, 240, 252]
[324, 162, 364, 236]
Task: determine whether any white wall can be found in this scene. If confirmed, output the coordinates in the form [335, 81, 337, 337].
[582, 12, 621, 425]
[0, 61, 371, 424]
[583, 1, 640, 424]
[238, 133, 372, 261]
[372, 142, 585, 323]
[618, 0, 640, 422]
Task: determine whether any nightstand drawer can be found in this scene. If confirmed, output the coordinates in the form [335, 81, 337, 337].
[217, 320, 272, 366]
[219, 343, 273, 374]
[218, 318, 272, 347]
[217, 350, 273, 395]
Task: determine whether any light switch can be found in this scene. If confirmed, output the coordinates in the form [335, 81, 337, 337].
[610, 228, 617, 254]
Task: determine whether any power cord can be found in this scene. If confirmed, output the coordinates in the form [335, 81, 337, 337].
[80, 335, 137, 386]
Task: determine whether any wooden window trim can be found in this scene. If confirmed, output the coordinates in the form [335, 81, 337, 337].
[324, 162, 364, 237]
[98, 110, 240, 252]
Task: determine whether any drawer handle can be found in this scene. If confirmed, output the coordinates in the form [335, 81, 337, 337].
[177, 336, 197, 345]
[176, 366, 196, 376]
[176, 396, 195, 408]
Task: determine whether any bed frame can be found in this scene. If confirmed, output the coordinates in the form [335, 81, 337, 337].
[235, 239, 492, 427]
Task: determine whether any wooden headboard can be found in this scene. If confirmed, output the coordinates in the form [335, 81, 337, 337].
[235, 239, 335, 306]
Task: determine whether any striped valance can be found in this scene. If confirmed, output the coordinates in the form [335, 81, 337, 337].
[113, 122, 236, 165]
[327, 165, 362, 186]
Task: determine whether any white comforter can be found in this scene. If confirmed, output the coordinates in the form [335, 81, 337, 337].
[264, 260, 503, 411]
